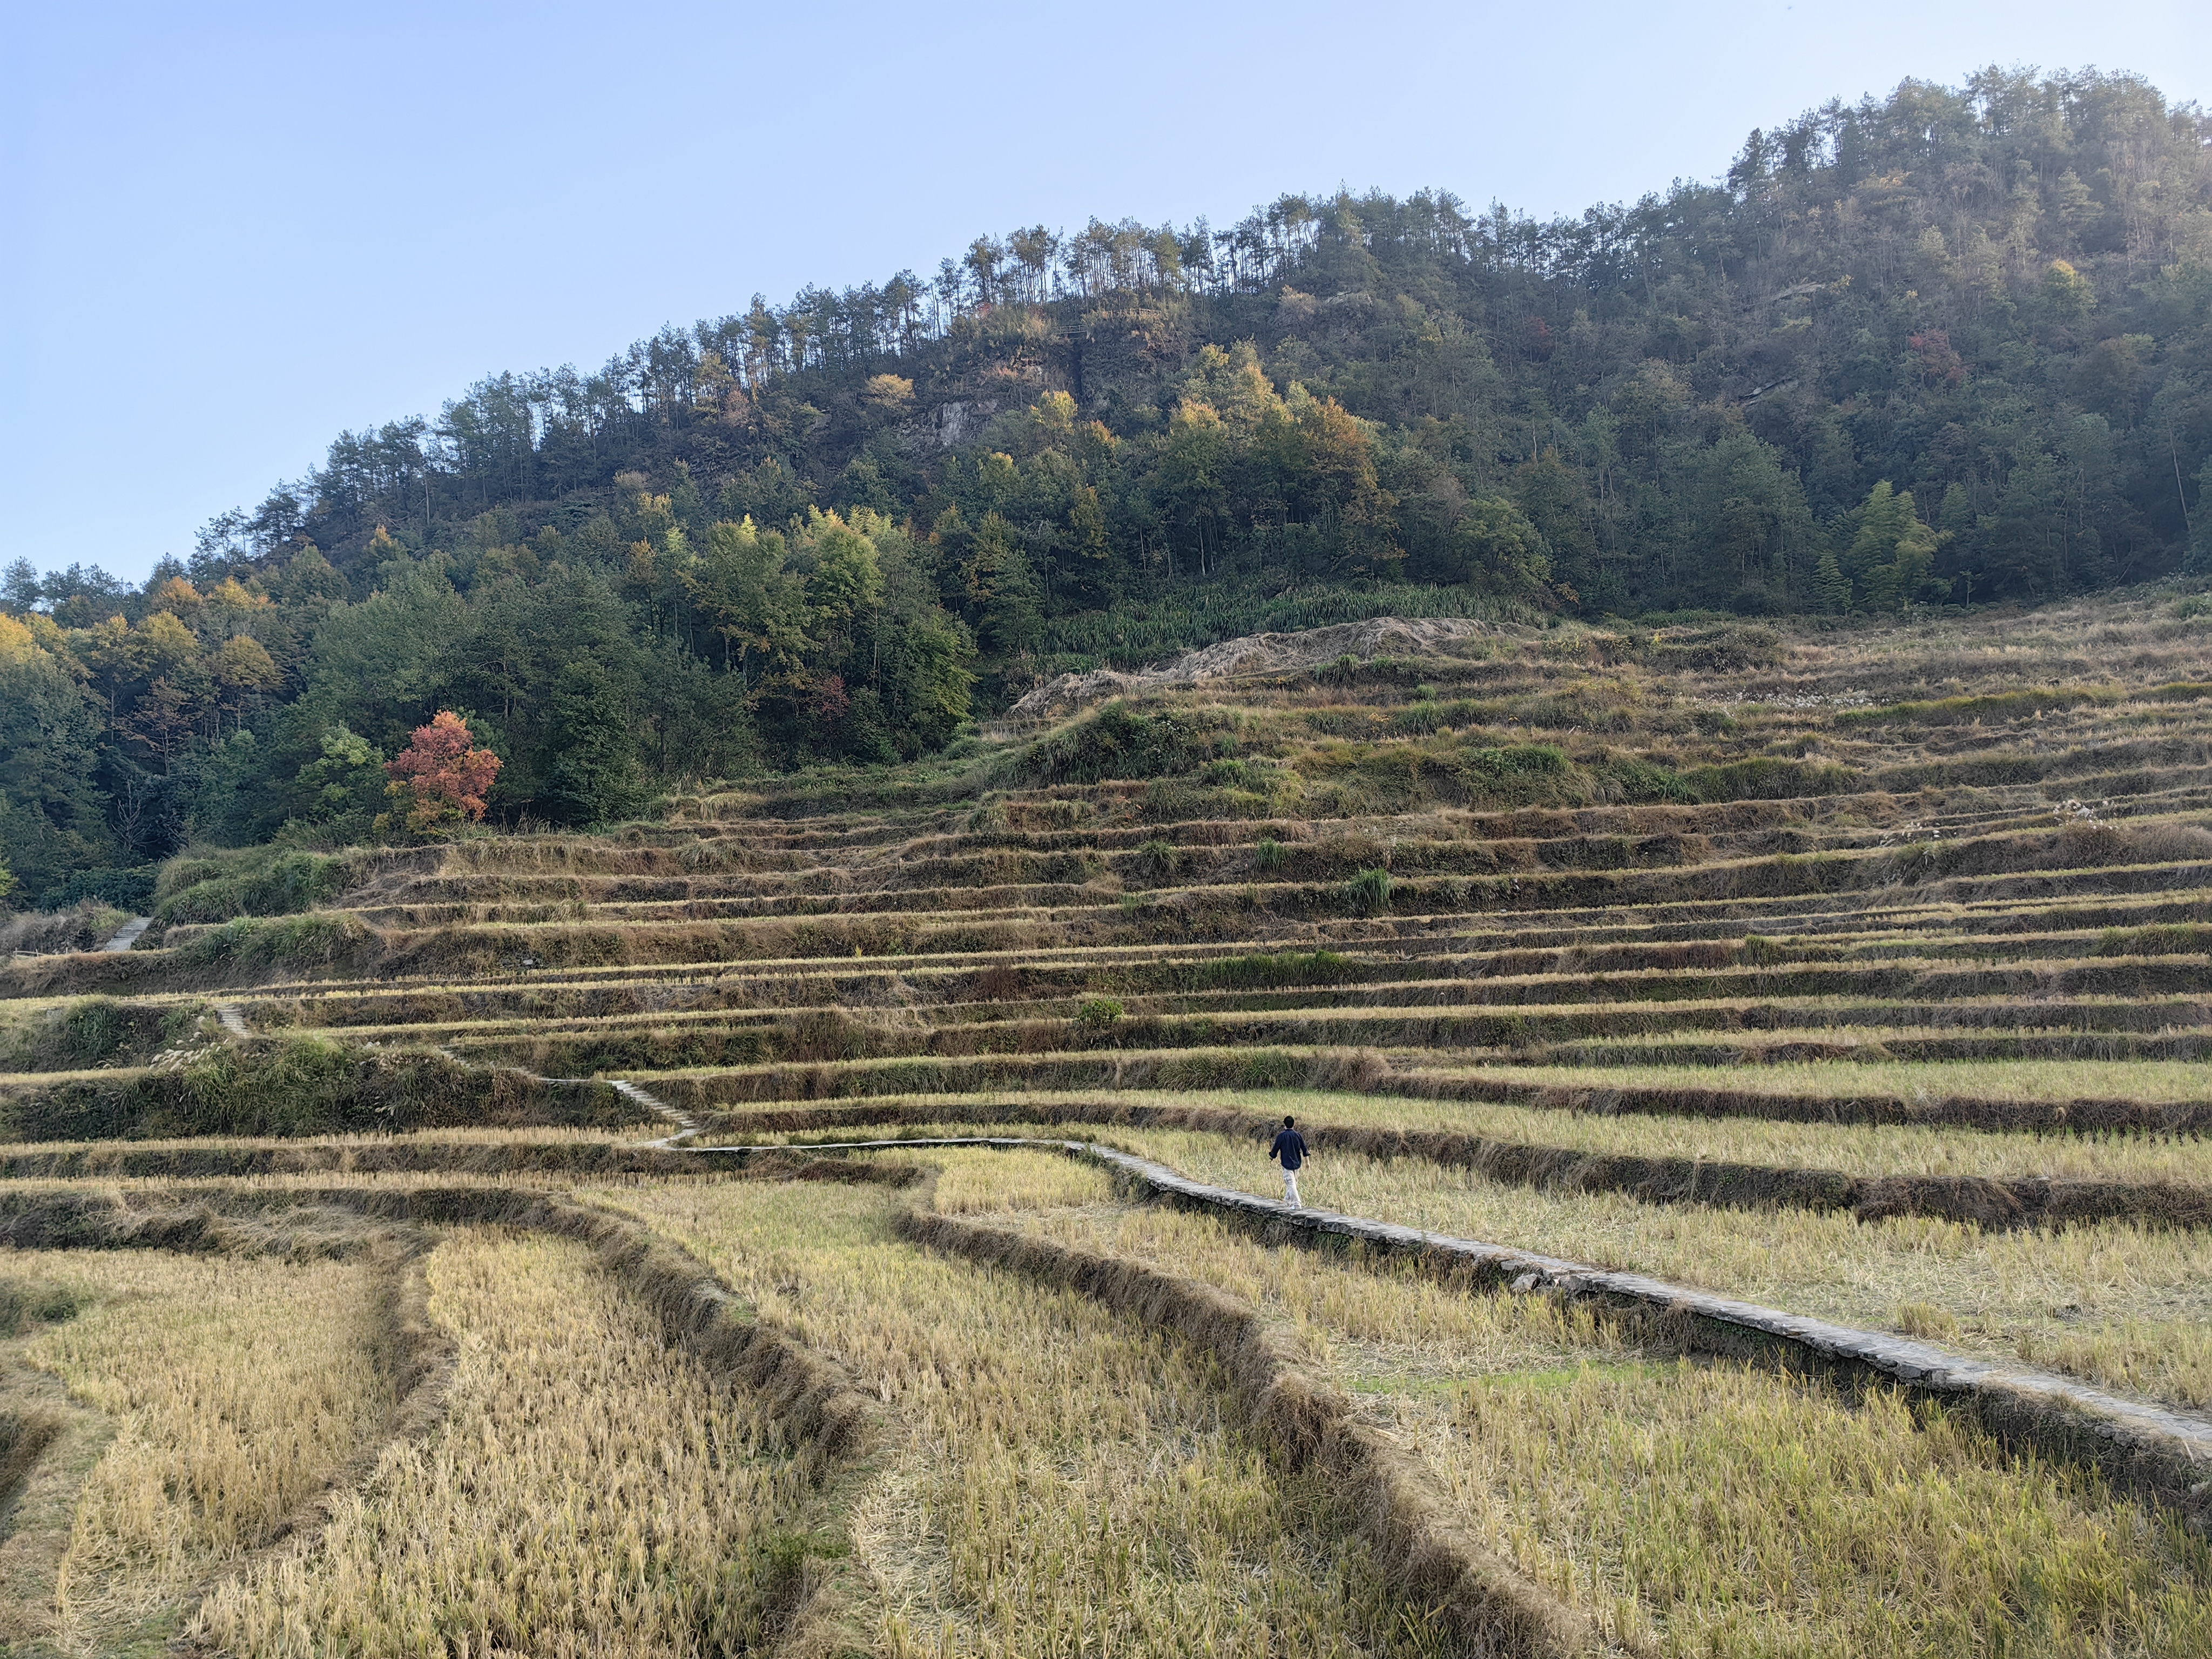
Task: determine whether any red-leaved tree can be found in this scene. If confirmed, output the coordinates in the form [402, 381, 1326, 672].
[381, 711, 501, 833]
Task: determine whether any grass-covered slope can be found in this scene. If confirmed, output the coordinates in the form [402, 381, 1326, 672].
[4, 591, 2212, 1653]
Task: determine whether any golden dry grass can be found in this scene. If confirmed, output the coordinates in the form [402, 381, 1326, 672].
[709, 1081, 2212, 1184]
[928, 1151, 2212, 1657]
[591, 1167, 1451, 1657]
[1434, 1363, 2212, 1656]
[1396, 1057, 2212, 1109]
[195, 1227, 813, 1658]
[11, 1250, 389, 1656]
[9, 594, 2212, 1650]
[1083, 1128, 2212, 1412]
[0, 1171, 594, 1198]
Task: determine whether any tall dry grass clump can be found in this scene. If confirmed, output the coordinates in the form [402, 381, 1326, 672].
[195, 1228, 814, 1658]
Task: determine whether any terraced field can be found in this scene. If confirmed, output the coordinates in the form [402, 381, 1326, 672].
[2, 590, 2212, 1654]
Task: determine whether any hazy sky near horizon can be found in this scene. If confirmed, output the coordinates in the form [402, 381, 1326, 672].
[3, 1, 2204, 581]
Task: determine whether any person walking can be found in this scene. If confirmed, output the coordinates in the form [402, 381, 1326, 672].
[1269, 1115, 1308, 1207]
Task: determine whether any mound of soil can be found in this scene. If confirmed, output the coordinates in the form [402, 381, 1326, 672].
[1003, 617, 1512, 723]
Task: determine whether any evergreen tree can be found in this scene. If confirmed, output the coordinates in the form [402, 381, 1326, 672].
[963, 514, 1044, 662]
[0, 616, 114, 894]
[9, 66, 2212, 894]
[2190, 460, 2212, 577]
[543, 663, 645, 827]
[284, 725, 388, 844]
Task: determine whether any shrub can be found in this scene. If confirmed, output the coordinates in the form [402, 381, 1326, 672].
[1254, 838, 1287, 871]
[1316, 653, 1362, 686]
[0, 1038, 618, 1141]
[1026, 799, 1086, 829]
[1388, 702, 1444, 736]
[1016, 701, 1234, 786]
[1191, 950, 1358, 989]
[0, 997, 198, 1071]
[39, 866, 157, 913]
[156, 858, 230, 903]
[1682, 758, 1858, 802]
[1454, 744, 1573, 807]
[1076, 997, 1124, 1030]
[1597, 756, 1695, 802]
[155, 849, 353, 926]
[157, 878, 248, 927]
[172, 913, 373, 971]
[0, 900, 127, 957]
[58, 999, 127, 1066]
[1646, 625, 1786, 672]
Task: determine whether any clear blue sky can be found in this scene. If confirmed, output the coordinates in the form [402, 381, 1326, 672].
[2, 0, 2202, 583]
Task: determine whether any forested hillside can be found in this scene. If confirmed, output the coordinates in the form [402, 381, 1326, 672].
[5, 66, 2212, 901]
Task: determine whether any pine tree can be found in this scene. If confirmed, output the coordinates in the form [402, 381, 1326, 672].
[1068, 486, 1114, 602]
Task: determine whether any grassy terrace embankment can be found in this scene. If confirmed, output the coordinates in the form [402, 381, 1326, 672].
[5, 593, 2212, 1650]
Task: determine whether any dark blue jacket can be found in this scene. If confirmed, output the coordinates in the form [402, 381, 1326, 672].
[1270, 1128, 1308, 1171]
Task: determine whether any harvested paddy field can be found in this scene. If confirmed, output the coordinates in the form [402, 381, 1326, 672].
[3, 592, 2212, 1652]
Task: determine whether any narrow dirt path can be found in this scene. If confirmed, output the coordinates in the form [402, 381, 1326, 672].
[214, 1004, 252, 1040]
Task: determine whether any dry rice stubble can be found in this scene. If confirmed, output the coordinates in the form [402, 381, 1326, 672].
[594, 1166, 1469, 1658]
[931, 1152, 2212, 1658]
[194, 1226, 821, 1658]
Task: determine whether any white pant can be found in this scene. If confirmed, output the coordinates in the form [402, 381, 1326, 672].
[1283, 1170, 1301, 1206]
